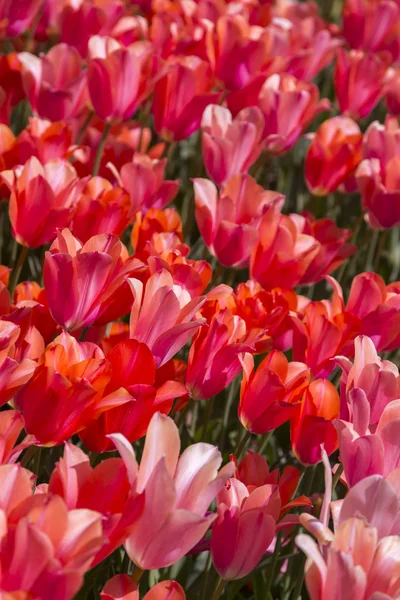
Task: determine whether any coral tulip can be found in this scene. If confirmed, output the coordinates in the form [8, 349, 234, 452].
[110, 412, 235, 570]
[1, 157, 83, 248]
[101, 576, 185, 600]
[305, 116, 363, 195]
[43, 229, 145, 331]
[152, 55, 221, 141]
[186, 308, 253, 400]
[201, 105, 265, 186]
[193, 175, 284, 268]
[334, 49, 393, 120]
[239, 350, 310, 434]
[291, 379, 340, 464]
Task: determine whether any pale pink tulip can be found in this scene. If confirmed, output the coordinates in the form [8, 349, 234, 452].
[110, 412, 235, 570]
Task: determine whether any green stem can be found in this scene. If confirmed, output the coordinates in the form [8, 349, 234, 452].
[92, 121, 111, 176]
[265, 530, 283, 599]
[366, 229, 379, 272]
[374, 230, 388, 272]
[211, 577, 226, 600]
[132, 565, 144, 583]
[74, 110, 94, 145]
[20, 445, 37, 468]
[234, 429, 251, 460]
[200, 553, 212, 600]
[257, 431, 273, 454]
[220, 379, 238, 451]
[9, 244, 29, 299]
[201, 399, 213, 442]
[332, 463, 344, 491]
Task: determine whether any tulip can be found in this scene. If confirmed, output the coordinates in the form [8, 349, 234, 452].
[152, 55, 221, 141]
[43, 229, 145, 331]
[114, 153, 179, 216]
[336, 335, 400, 424]
[335, 398, 400, 486]
[290, 379, 340, 465]
[343, 0, 399, 55]
[71, 177, 131, 243]
[19, 44, 88, 122]
[48, 442, 144, 565]
[16, 117, 82, 165]
[15, 331, 128, 446]
[101, 576, 186, 600]
[1, 157, 83, 248]
[186, 308, 253, 400]
[257, 74, 330, 155]
[201, 105, 265, 186]
[0, 410, 27, 465]
[239, 350, 310, 434]
[110, 412, 235, 570]
[0, 0, 41, 37]
[0, 464, 103, 600]
[356, 116, 400, 229]
[193, 175, 284, 268]
[131, 208, 183, 258]
[79, 339, 187, 452]
[297, 475, 400, 600]
[0, 321, 36, 407]
[87, 36, 155, 122]
[386, 67, 400, 115]
[128, 269, 206, 367]
[211, 478, 278, 581]
[305, 116, 363, 195]
[334, 49, 393, 120]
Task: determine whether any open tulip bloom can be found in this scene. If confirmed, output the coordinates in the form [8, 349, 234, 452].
[1, 1, 400, 598]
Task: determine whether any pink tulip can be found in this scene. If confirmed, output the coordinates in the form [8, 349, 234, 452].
[336, 335, 400, 425]
[44, 228, 145, 331]
[101, 575, 186, 600]
[343, 0, 400, 55]
[201, 105, 265, 186]
[334, 49, 394, 120]
[211, 478, 279, 580]
[335, 398, 400, 486]
[128, 269, 206, 367]
[110, 412, 235, 570]
[0, 0, 42, 37]
[87, 36, 155, 122]
[193, 175, 284, 268]
[356, 116, 400, 229]
[19, 44, 88, 122]
[297, 475, 400, 600]
[257, 73, 330, 155]
[113, 153, 179, 216]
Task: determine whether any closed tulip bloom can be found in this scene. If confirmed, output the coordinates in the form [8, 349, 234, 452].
[43, 229, 145, 331]
[343, 0, 400, 55]
[211, 477, 279, 581]
[15, 331, 128, 446]
[201, 105, 265, 186]
[186, 308, 253, 400]
[0, 0, 42, 37]
[152, 55, 221, 141]
[88, 36, 155, 122]
[110, 412, 235, 570]
[239, 351, 310, 434]
[194, 175, 284, 268]
[257, 73, 330, 155]
[356, 116, 400, 229]
[291, 379, 340, 465]
[305, 116, 363, 195]
[334, 49, 393, 120]
[101, 576, 186, 600]
[19, 44, 88, 122]
[297, 475, 400, 600]
[1, 157, 82, 248]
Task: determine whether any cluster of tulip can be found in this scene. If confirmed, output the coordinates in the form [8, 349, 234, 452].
[0, 0, 400, 598]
